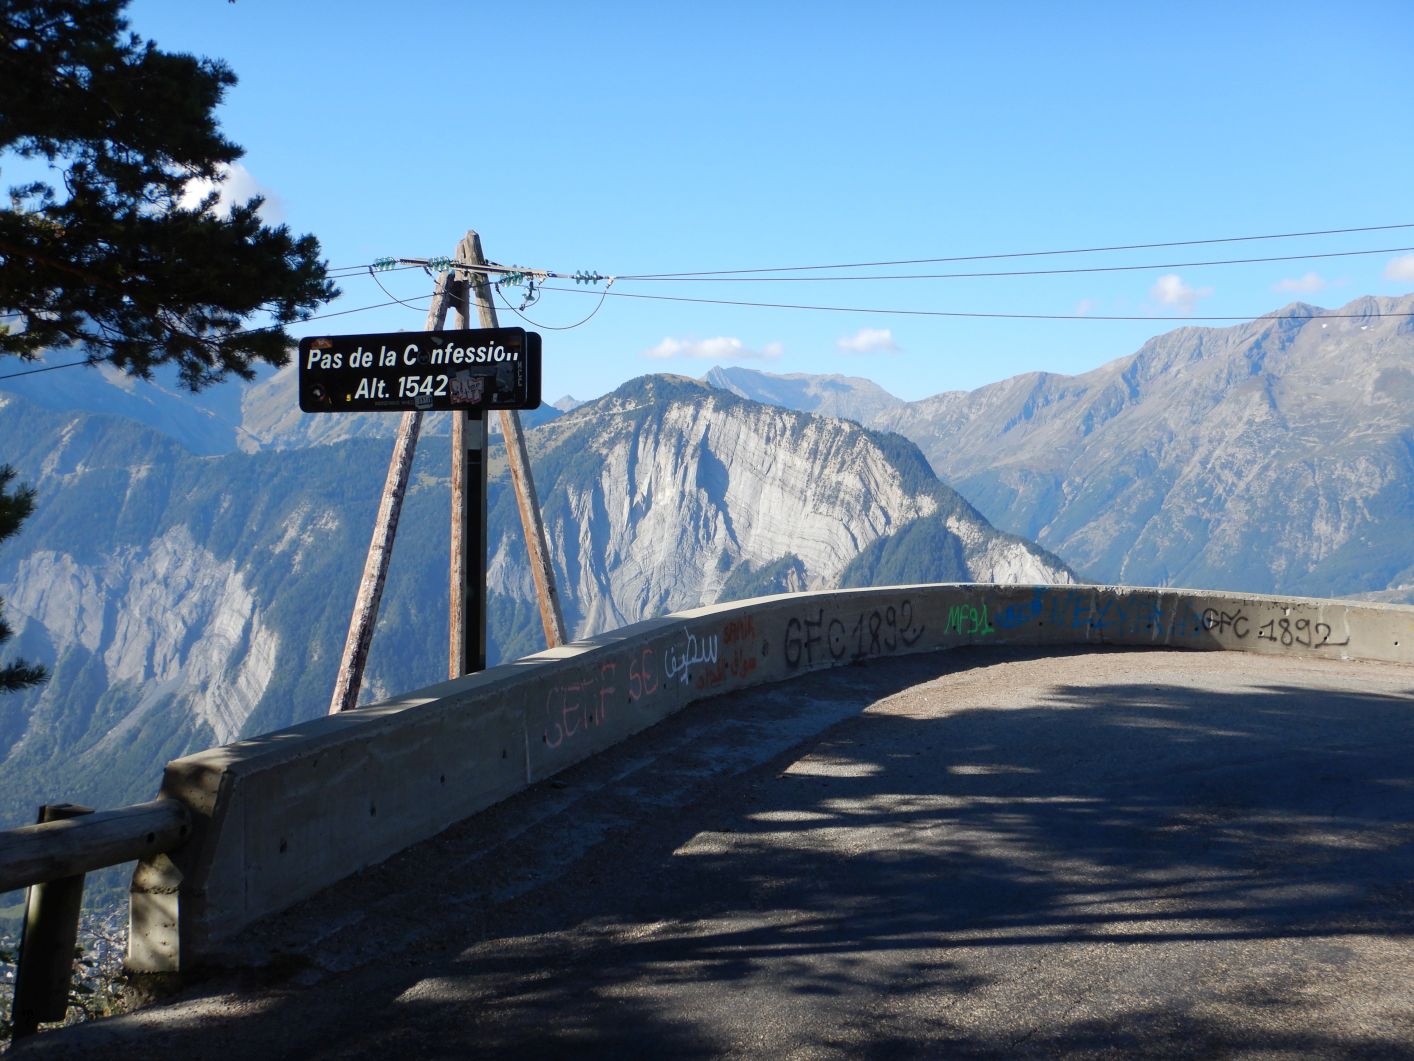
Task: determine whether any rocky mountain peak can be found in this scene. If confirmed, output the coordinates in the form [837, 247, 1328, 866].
[705, 293, 1414, 600]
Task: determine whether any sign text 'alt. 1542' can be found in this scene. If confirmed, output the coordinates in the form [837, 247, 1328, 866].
[298, 327, 542, 413]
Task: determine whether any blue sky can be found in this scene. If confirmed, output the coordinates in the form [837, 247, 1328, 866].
[120, 0, 1414, 402]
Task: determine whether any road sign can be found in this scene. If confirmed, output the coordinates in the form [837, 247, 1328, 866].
[299, 327, 541, 413]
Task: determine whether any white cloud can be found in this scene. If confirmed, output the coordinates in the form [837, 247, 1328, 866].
[1273, 272, 1326, 294]
[1384, 254, 1414, 283]
[643, 336, 782, 361]
[836, 327, 899, 354]
[1074, 298, 1098, 317]
[1149, 273, 1214, 314]
[180, 162, 285, 223]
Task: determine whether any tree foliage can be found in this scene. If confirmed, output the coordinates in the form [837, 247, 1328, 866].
[0, 465, 45, 691]
[0, 0, 338, 389]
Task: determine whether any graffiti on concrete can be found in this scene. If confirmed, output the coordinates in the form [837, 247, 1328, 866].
[1197, 606, 1346, 646]
[722, 615, 756, 645]
[542, 586, 1358, 750]
[944, 602, 996, 637]
[692, 646, 760, 691]
[991, 587, 1351, 650]
[627, 647, 659, 702]
[664, 628, 719, 687]
[784, 601, 925, 669]
[1255, 615, 1348, 647]
[542, 661, 618, 749]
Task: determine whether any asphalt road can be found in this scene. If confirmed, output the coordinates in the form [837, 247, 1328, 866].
[17, 647, 1414, 1059]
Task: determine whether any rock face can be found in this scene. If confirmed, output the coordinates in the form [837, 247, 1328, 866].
[7, 526, 278, 748]
[490, 375, 1073, 640]
[0, 393, 399, 831]
[708, 293, 1414, 600]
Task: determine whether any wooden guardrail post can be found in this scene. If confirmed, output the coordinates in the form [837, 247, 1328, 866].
[11, 803, 94, 1039]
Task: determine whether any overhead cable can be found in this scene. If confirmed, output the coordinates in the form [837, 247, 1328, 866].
[494, 278, 615, 330]
[614, 245, 1414, 283]
[0, 295, 432, 382]
[536, 283, 1414, 322]
[619, 222, 1414, 279]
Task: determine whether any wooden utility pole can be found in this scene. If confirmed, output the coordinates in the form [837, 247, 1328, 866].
[328, 227, 566, 709]
[328, 273, 455, 715]
[453, 231, 567, 671]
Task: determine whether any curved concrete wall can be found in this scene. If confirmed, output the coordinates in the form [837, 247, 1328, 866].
[129, 584, 1413, 971]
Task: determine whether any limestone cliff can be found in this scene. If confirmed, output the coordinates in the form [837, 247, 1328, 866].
[488, 375, 1072, 640]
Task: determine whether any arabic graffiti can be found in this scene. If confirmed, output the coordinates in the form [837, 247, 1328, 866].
[692, 644, 760, 691]
[664, 628, 720, 687]
[783, 601, 925, 669]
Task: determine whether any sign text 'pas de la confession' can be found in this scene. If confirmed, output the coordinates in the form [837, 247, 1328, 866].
[298, 327, 542, 413]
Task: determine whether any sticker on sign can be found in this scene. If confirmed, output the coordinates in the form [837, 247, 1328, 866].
[298, 327, 542, 413]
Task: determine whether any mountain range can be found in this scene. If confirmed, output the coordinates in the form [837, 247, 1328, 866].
[2, 287, 1409, 907]
[707, 292, 1414, 602]
[0, 366, 1068, 857]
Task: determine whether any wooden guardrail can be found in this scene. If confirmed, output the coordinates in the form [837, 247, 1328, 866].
[1, 799, 190, 1039]
[0, 800, 190, 893]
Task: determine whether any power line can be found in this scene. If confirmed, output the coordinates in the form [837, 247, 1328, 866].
[367, 267, 434, 312]
[0, 355, 107, 381]
[0, 295, 432, 382]
[619, 222, 1414, 279]
[325, 263, 421, 279]
[7, 230, 1410, 385]
[615, 245, 1414, 284]
[284, 295, 429, 326]
[493, 279, 615, 331]
[0, 265, 413, 327]
[536, 283, 1414, 323]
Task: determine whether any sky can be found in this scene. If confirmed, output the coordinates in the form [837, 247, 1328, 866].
[104, 1, 1414, 402]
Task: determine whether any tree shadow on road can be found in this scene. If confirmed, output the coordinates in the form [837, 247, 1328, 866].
[20, 647, 1414, 1059]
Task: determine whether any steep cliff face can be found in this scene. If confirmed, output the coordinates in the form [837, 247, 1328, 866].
[488, 375, 1073, 639]
[0, 396, 401, 823]
[709, 294, 1414, 599]
[4, 526, 278, 747]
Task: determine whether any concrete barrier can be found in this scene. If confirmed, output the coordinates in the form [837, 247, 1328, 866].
[128, 583, 1413, 972]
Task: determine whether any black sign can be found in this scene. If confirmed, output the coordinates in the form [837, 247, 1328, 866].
[298, 327, 541, 413]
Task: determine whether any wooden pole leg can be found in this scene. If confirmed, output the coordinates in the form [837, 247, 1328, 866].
[11, 804, 94, 1039]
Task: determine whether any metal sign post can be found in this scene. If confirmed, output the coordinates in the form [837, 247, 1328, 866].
[447, 247, 488, 676]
